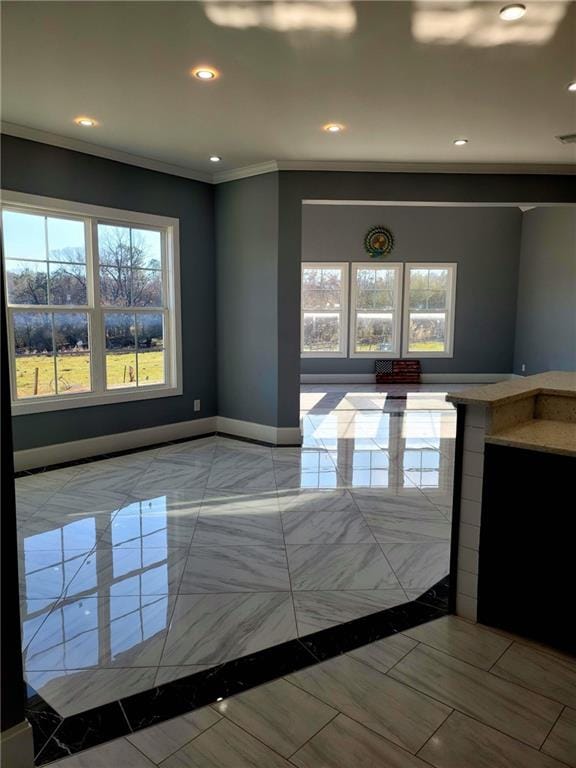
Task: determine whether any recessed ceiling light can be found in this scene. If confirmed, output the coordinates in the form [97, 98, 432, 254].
[209, 155, 221, 162]
[499, 4, 526, 21]
[453, 138, 468, 146]
[192, 67, 219, 81]
[568, 81, 576, 93]
[74, 116, 97, 127]
[323, 123, 345, 133]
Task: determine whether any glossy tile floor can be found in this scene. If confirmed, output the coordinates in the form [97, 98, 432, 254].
[17, 385, 457, 718]
[45, 616, 576, 768]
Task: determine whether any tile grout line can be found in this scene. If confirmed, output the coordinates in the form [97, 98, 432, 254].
[415, 705, 455, 761]
[152, 466, 212, 686]
[386, 640, 570, 711]
[285, 710, 341, 762]
[381, 647, 567, 753]
[538, 703, 566, 754]
[127, 710, 224, 766]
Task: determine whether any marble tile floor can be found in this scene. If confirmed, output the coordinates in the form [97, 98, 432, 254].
[44, 616, 576, 768]
[17, 386, 456, 718]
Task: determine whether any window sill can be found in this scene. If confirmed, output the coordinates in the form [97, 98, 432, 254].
[403, 351, 454, 359]
[301, 352, 348, 359]
[11, 384, 182, 415]
[349, 351, 400, 359]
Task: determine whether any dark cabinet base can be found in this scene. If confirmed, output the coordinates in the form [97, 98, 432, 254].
[478, 444, 576, 655]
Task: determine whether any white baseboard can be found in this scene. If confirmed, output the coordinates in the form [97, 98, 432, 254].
[216, 416, 301, 446]
[14, 417, 218, 471]
[1, 720, 35, 768]
[14, 415, 302, 471]
[301, 373, 514, 384]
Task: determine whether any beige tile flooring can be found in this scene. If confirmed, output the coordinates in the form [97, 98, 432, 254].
[46, 616, 576, 768]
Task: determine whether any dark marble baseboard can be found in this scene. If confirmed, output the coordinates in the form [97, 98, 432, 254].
[28, 577, 449, 765]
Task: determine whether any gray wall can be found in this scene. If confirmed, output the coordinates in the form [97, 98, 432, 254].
[278, 170, 576, 428]
[301, 204, 522, 375]
[216, 173, 280, 426]
[2, 135, 216, 451]
[514, 207, 576, 375]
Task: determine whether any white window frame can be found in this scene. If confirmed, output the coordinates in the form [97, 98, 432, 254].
[301, 262, 349, 358]
[349, 262, 403, 359]
[402, 262, 457, 359]
[2, 191, 182, 415]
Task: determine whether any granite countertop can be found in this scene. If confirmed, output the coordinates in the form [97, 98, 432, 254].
[485, 419, 576, 458]
[447, 371, 576, 407]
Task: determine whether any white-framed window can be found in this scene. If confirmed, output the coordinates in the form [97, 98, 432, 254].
[2, 191, 182, 414]
[301, 262, 349, 358]
[349, 263, 403, 358]
[402, 263, 457, 358]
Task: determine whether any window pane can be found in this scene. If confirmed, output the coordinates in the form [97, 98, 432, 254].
[408, 312, 446, 352]
[54, 313, 91, 394]
[47, 217, 86, 263]
[13, 312, 54, 398]
[98, 224, 131, 266]
[6, 259, 48, 305]
[355, 313, 394, 353]
[100, 266, 131, 306]
[302, 267, 342, 310]
[132, 229, 162, 269]
[137, 313, 164, 386]
[49, 263, 88, 305]
[303, 312, 340, 353]
[2, 211, 46, 261]
[356, 268, 396, 310]
[428, 269, 449, 290]
[409, 290, 447, 310]
[131, 269, 162, 307]
[105, 312, 137, 389]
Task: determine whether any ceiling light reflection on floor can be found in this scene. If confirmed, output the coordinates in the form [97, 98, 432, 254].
[203, 1, 356, 35]
[412, 0, 568, 46]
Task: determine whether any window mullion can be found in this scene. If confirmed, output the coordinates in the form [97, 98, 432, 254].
[89, 218, 106, 394]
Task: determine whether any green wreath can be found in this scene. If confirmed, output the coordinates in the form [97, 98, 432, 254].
[364, 226, 394, 259]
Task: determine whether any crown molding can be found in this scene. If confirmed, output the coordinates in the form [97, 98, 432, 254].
[1, 122, 212, 183]
[212, 161, 279, 184]
[2, 122, 575, 185]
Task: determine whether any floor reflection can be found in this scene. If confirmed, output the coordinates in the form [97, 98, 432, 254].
[17, 386, 456, 716]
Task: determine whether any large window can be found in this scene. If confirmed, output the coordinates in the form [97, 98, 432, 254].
[2, 192, 181, 413]
[350, 263, 402, 358]
[301, 261, 457, 359]
[403, 264, 457, 357]
[301, 263, 348, 357]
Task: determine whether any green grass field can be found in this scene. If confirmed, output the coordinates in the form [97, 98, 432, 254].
[355, 341, 445, 353]
[408, 341, 445, 352]
[15, 350, 164, 398]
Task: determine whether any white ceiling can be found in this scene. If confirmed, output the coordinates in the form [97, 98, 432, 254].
[2, 1, 575, 179]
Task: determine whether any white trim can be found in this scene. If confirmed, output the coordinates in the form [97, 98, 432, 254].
[13, 416, 303, 470]
[402, 263, 457, 359]
[4, 123, 575, 185]
[301, 262, 349, 358]
[349, 262, 403, 358]
[212, 161, 279, 184]
[0, 719, 35, 768]
[1, 190, 181, 228]
[301, 373, 514, 384]
[2, 191, 182, 414]
[14, 417, 217, 471]
[1, 122, 211, 183]
[303, 200, 576, 207]
[216, 417, 301, 446]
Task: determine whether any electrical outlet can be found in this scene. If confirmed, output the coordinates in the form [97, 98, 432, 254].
[521, 364, 526, 373]
[194, 399, 201, 412]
